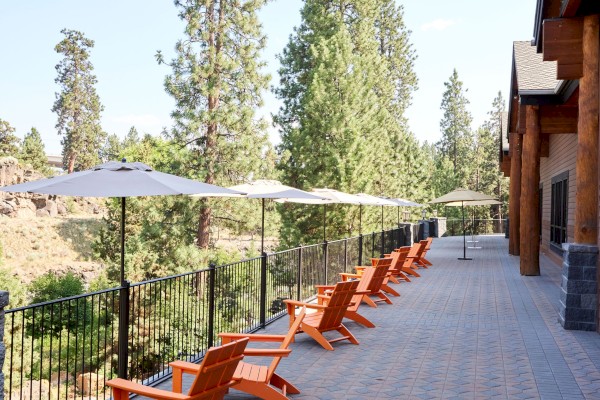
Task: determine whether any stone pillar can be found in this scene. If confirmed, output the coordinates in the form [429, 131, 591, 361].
[559, 244, 598, 331]
[432, 218, 447, 238]
[0, 291, 8, 400]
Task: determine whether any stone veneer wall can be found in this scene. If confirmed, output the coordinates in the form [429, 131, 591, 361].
[0, 291, 8, 400]
[558, 244, 598, 331]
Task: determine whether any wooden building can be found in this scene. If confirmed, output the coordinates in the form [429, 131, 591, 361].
[503, 0, 600, 331]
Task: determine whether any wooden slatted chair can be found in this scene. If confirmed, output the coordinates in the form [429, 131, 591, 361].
[106, 338, 248, 400]
[381, 251, 411, 283]
[414, 238, 433, 268]
[340, 258, 393, 307]
[284, 280, 359, 351]
[390, 246, 421, 278]
[399, 244, 423, 275]
[172, 308, 307, 400]
[315, 266, 380, 328]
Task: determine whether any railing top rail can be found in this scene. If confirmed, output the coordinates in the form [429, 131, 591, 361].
[6, 285, 119, 313]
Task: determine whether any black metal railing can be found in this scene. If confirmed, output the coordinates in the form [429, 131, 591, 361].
[3, 228, 404, 399]
[445, 218, 506, 237]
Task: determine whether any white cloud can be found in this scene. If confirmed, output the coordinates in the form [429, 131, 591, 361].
[421, 19, 457, 32]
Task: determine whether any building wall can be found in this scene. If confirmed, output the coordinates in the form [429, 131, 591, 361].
[539, 133, 577, 262]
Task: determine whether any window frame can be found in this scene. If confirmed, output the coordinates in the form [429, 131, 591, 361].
[550, 171, 569, 252]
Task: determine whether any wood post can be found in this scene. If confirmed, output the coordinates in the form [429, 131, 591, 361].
[575, 15, 599, 245]
[509, 131, 522, 255]
[520, 105, 541, 276]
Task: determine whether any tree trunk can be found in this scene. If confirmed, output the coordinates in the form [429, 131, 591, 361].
[197, 0, 222, 249]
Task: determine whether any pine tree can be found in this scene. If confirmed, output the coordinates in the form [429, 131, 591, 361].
[157, 0, 273, 249]
[0, 118, 20, 157]
[275, 0, 419, 245]
[52, 29, 105, 173]
[123, 126, 140, 149]
[437, 69, 474, 189]
[20, 127, 50, 174]
[100, 133, 123, 162]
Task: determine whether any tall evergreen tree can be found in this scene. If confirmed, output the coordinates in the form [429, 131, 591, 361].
[123, 126, 140, 149]
[100, 133, 123, 162]
[0, 118, 20, 157]
[437, 69, 473, 189]
[275, 0, 419, 245]
[20, 127, 50, 174]
[157, 0, 273, 249]
[52, 29, 105, 173]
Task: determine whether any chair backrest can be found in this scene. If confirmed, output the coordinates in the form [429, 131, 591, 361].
[402, 244, 420, 268]
[382, 251, 402, 271]
[366, 258, 392, 293]
[416, 240, 428, 256]
[317, 280, 358, 330]
[267, 307, 306, 380]
[188, 337, 249, 398]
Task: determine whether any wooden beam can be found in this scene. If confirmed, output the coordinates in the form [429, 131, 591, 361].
[518, 105, 527, 134]
[543, 18, 584, 79]
[501, 156, 511, 177]
[561, 0, 582, 17]
[520, 105, 541, 276]
[509, 131, 522, 255]
[539, 104, 578, 133]
[574, 15, 599, 245]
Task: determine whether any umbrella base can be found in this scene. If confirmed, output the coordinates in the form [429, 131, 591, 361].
[468, 246, 482, 249]
[458, 257, 473, 260]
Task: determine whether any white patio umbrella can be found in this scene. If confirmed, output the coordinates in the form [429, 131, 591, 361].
[275, 188, 363, 241]
[0, 159, 244, 285]
[227, 180, 326, 254]
[355, 194, 398, 233]
[389, 197, 424, 225]
[0, 159, 244, 380]
[430, 188, 497, 260]
[445, 199, 503, 248]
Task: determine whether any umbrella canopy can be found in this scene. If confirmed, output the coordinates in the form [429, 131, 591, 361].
[0, 160, 244, 284]
[391, 197, 423, 207]
[228, 180, 326, 253]
[445, 199, 502, 207]
[429, 188, 498, 260]
[275, 188, 364, 241]
[429, 188, 496, 204]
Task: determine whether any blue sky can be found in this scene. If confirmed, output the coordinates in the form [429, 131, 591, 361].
[0, 0, 536, 156]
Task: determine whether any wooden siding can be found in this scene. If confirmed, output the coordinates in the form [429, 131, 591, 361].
[539, 133, 577, 256]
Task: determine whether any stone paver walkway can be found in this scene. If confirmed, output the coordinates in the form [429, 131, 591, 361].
[151, 235, 600, 399]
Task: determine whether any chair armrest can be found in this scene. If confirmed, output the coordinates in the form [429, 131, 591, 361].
[339, 273, 360, 281]
[219, 332, 285, 343]
[243, 348, 292, 357]
[283, 299, 307, 307]
[106, 378, 189, 400]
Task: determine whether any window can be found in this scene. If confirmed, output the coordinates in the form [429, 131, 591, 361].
[550, 171, 568, 248]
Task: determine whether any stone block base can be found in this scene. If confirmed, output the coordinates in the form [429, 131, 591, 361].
[558, 243, 598, 331]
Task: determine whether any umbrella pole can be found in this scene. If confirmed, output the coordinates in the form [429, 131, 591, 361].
[323, 204, 326, 242]
[359, 204, 362, 235]
[381, 205, 384, 231]
[120, 197, 126, 285]
[459, 200, 472, 260]
[261, 198, 265, 255]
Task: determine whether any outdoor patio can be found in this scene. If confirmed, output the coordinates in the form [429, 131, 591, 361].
[148, 234, 600, 400]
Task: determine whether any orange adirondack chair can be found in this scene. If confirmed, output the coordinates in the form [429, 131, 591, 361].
[340, 258, 393, 307]
[315, 266, 384, 328]
[414, 238, 433, 268]
[106, 338, 248, 400]
[284, 280, 359, 351]
[172, 308, 307, 400]
[381, 251, 411, 283]
[390, 246, 420, 278]
[398, 245, 423, 275]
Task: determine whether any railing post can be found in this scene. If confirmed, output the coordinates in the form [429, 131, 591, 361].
[118, 281, 130, 379]
[344, 239, 348, 273]
[358, 234, 363, 266]
[0, 290, 8, 400]
[371, 232, 375, 259]
[297, 246, 303, 301]
[259, 252, 267, 328]
[207, 263, 216, 348]
[323, 240, 329, 284]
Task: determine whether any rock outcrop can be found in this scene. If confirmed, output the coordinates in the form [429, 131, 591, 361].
[0, 157, 102, 217]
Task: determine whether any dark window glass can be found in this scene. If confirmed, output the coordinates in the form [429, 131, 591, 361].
[550, 171, 568, 247]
